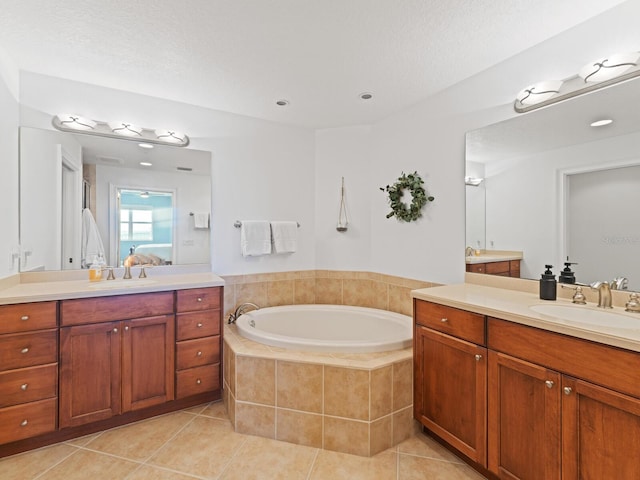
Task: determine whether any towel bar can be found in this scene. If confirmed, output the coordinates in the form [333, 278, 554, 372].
[234, 220, 300, 228]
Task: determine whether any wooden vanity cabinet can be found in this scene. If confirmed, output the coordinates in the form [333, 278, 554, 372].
[59, 292, 175, 428]
[466, 260, 520, 277]
[413, 300, 487, 466]
[0, 301, 58, 445]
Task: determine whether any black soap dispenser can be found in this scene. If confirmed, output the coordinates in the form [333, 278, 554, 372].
[540, 265, 557, 300]
[559, 261, 577, 284]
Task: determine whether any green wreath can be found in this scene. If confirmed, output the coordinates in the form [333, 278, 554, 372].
[380, 171, 434, 222]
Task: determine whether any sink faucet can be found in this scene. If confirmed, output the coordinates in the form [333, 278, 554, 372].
[465, 246, 474, 257]
[590, 281, 613, 309]
[228, 302, 260, 324]
[611, 277, 628, 290]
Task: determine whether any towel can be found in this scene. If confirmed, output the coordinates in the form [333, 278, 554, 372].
[81, 208, 106, 267]
[193, 212, 210, 229]
[270, 221, 298, 253]
[240, 221, 272, 257]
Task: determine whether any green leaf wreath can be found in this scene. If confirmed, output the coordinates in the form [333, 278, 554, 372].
[380, 171, 434, 222]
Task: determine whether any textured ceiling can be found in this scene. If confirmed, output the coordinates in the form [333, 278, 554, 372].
[0, 0, 629, 128]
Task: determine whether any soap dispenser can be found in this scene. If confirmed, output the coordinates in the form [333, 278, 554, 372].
[559, 261, 578, 284]
[540, 265, 557, 300]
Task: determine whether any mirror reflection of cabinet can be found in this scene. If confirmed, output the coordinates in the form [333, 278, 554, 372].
[466, 260, 520, 277]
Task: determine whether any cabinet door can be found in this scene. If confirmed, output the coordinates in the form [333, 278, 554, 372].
[122, 315, 175, 411]
[488, 351, 561, 480]
[562, 377, 640, 479]
[59, 322, 121, 428]
[414, 326, 487, 465]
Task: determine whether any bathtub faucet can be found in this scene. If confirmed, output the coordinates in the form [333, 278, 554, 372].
[228, 302, 260, 324]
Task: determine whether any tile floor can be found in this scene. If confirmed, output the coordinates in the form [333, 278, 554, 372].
[0, 401, 488, 480]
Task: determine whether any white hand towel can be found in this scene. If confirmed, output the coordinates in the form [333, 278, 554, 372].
[270, 221, 298, 253]
[81, 208, 106, 267]
[193, 213, 210, 229]
[240, 221, 272, 257]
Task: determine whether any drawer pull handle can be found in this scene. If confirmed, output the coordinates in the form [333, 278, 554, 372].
[21, 383, 28, 391]
[196, 378, 202, 385]
[474, 354, 482, 361]
[563, 387, 572, 395]
[197, 351, 203, 357]
[197, 322, 203, 328]
[441, 318, 448, 323]
[197, 297, 203, 302]
[20, 419, 28, 427]
[21, 347, 29, 354]
[545, 380, 554, 389]
[21, 315, 29, 321]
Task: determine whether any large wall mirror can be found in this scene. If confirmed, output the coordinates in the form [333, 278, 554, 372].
[19, 127, 212, 272]
[466, 76, 640, 291]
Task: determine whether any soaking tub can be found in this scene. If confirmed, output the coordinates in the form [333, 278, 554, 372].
[235, 304, 412, 353]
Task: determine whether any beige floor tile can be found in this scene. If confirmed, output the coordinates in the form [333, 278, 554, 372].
[200, 400, 229, 420]
[182, 402, 210, 415]
[309, 449, 397, 480]
[398, 454, 487, 480]
[64, 432, 103, 447]
[83, 412, 194, 462]
[218, 435, 317, 480]
[147, 416, 246, 478]
[125, 464, 201, 480]
[0, 444, 77, 480]
[37, 449, 140, 480]
[397, 433, 465, 464]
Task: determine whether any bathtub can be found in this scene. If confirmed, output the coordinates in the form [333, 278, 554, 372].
[235, 304, 412, 353]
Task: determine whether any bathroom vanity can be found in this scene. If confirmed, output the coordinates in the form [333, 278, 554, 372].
[412, 280, 640, 480]
[465, 251, 522, 278]
[0, 271, 224, 457]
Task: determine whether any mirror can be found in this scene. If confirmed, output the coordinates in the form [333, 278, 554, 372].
[466, 76, 640, 291]
[19, 127, 212, 271]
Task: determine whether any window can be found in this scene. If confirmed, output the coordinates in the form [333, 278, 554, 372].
[120, 208, 153, 241]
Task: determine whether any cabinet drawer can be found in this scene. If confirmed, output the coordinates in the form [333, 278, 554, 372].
[176, 311, 220, 341]
[176, 336, 220, 370]
[466, 264, 486, 274]
[176, 364, 220, 398]
[0, 398, 57, 445]
[0, 363, 58, 408]
[485, 261, 511, 275]
[61, 292, 174, 326]
[0, 330, 58, 371]
[176, 288, 221, 313]
[0, 302, 57, 334]
[415, 300, 485, 345]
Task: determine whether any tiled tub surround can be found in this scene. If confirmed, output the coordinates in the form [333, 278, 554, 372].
[221, 270, 436, 319]
[223, 325, 416, 457]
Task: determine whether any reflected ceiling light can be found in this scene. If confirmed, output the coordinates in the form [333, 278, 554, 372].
[359, 92, 373, 100]
[54, 114, 96, 131]
[465, 176, 483, 186]
[590, 118, 613, 127]
[515, 81, 562, 106]
[276, 99, 289, 106]
[579, 52, 640, 83]
[52, 114, 190, 147]
[139, 191, 150, 199]
[154, 129, 186, 144]
[108, 121, 142, 137]
[139, 161, 153, 166]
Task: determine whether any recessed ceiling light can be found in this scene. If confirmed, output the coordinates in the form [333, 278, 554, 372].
[139, 161, 153, 166]
[590, 119, 613, 127]
[138, 143, 154, 149]
[359, 92, 373, 100]
[276, 99, 289, 106]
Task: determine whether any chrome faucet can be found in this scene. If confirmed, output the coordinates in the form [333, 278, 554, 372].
[611, 277, 628, 290]
[465, 246, 474, 257]
[228, 302, 260, 324]
[590, 281, 613, 309]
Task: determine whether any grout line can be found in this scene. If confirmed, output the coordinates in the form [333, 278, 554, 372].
[32, 446, 82, 480]
[305, 448, 321, 480]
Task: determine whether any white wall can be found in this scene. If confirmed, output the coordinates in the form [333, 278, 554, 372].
[18, 72, 317, 276]
[0, 51, 19, 279]
[314, 126, 372, 270]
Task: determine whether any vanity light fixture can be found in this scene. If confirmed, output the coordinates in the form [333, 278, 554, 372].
[514, 50, 640, 113]
[139, 161, 153, 166]
[590, 118, 613, 127]
[52, 114, 190, 147]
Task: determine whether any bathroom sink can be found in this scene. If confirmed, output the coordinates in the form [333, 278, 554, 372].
[88, 279, 158, 290]
[529, 304, 640, 330]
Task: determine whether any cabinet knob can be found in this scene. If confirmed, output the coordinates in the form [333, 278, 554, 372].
[197, 322, 203, 328]
[21, 383, 28, 391]
[124, 326, 129, 331]
[563, 387, 572, 395]
[475, 354, 482, 361]
[196, 379, 202, 385]
[20, 315, 29, 321]
[113, 328, 118, 333]
[545, 380, 554, 389]
[441, 318, 448, 323]
[196, 351, 203, 357]
[20, 419, 28, 427]
[21, 347, 29, 354]
[197, 297, 203, 302]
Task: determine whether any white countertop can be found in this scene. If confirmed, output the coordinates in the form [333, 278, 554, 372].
[412, 283, 640, 353]
[465, 250, 523, 264]
[0, 267, 225, 305]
